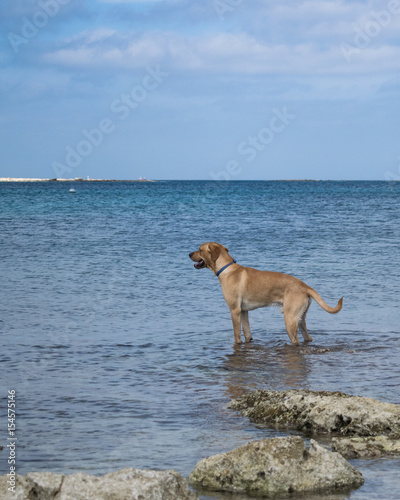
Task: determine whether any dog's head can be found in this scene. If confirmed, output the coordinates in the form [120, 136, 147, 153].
[189, 242, 229, 273]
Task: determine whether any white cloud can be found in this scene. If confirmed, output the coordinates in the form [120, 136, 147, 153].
[41, 29, 400, 77]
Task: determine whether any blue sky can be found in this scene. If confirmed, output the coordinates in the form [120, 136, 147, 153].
[1, 0, 400, 180]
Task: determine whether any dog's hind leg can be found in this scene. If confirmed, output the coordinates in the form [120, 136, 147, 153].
[284, 314, 300, 344]
[240, 311, 252, 342]
[299, 299, 312, 342]
[299, 317, 312, 342]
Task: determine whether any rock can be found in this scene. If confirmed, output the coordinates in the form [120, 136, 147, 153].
[0, 468, 199, 500]
[0, 474, 30, 500]
[332, 436, 400, 459]
[189, 436, 363, 497]
[228, 389, 400, 437]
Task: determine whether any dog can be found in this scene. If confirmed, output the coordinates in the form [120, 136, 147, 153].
[189, 242, 343, 344]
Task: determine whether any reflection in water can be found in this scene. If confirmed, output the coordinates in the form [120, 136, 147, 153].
[222, 339, 312, 401]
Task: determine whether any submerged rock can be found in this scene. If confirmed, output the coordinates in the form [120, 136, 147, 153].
[0, 468, 199, 500]
[189, 436, 363, 497]
[228, 389, 400, 437]
[332, 436, 400, 459]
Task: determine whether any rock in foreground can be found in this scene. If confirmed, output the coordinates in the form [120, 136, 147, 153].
[229, 389, 400, 437]
[332, 436, 400, 459]
[0, 468, 199, 500]
[189, 436, 363, 497]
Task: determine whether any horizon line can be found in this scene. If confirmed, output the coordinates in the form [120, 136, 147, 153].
[0, 178, 397, 183]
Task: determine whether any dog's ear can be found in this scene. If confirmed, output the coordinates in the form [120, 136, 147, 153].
[208, 243, 221, 263]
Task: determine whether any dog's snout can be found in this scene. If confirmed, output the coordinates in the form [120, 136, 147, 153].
[189, 252, 194, 258]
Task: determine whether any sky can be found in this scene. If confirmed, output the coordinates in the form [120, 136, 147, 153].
[1, 0, 400, 180]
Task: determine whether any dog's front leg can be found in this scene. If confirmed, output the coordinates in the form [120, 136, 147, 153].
[230, 308, 242, 344]
[240, 311, 252, 342]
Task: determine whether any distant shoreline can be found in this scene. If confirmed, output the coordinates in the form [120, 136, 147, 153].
[0, 178, 396, 183]
[0, 178, 155, 182]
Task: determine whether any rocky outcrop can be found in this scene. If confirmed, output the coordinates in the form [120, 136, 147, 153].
[0, 468, 199, 500]
[332, 436, 400, 459]
[189, 436, 363, 497]
[228, 389, 400, 437]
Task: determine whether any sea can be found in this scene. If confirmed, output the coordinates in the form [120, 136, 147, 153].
[0, 180, 399, 499]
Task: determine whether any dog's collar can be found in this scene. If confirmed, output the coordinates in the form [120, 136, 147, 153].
[216, 260, 236, 277]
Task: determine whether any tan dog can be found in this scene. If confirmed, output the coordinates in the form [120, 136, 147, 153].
[189, 242, 343, 344]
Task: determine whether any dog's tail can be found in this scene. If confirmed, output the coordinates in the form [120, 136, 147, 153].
[307, 287, 343, 314]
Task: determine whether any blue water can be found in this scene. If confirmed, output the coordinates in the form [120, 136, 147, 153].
[1, 181, 400, 499]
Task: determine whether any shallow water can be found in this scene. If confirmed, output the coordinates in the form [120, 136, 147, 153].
[0, 181, 399, 499]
